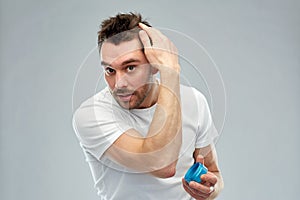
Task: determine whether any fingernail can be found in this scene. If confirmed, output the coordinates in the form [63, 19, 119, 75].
[209, 186, 215, 193]
[139, 22, 148, 28]
[198, 154, 204, 159]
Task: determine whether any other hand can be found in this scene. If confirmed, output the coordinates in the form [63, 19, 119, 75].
[182, 155, 217, 200]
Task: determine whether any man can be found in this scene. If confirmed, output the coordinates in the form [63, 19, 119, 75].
[73, 12, 224, 199]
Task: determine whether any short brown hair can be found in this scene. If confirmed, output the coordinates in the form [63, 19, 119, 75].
[97, 12, 151, 49]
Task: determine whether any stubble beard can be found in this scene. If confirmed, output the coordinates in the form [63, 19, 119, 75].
[112, 75, 155, 110]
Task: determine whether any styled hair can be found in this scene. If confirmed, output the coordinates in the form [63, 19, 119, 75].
[97, 12, 151, 49]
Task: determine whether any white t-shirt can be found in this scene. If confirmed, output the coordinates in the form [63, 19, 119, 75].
[73, 84, 218, 200]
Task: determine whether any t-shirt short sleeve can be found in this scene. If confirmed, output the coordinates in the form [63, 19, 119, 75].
[192, 88, 219, 148]
[72, 92, 132, 160]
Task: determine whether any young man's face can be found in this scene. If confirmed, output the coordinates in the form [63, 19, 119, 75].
[101, 38, 157, 109]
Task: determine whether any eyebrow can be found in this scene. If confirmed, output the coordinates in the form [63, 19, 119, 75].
[101, 58, 141, 67]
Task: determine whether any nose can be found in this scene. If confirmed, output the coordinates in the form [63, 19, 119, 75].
[115, 72, 128, 89]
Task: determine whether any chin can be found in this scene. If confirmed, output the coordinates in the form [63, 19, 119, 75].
[117, 101, 134, 110]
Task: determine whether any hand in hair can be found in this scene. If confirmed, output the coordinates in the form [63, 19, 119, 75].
[138, 23, 180, 74]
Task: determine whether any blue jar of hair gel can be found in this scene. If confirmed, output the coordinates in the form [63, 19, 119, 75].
[184, 162, 208, 183]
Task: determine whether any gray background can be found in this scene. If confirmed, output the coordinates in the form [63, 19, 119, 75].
[1, 0, 299, 199]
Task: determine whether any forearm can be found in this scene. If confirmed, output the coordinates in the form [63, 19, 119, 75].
[138, 23, 182, 158]
[142, 70, 182, 155]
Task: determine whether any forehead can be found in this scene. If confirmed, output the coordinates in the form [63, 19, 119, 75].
[100, 39, 143, 64]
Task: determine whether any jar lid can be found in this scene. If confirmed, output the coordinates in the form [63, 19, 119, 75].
[184, 162, 208, 183]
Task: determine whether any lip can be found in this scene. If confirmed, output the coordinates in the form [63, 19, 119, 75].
[116, 94, 133, 102]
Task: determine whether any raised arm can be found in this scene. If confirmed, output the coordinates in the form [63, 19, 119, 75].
[104, 23, 182, 178]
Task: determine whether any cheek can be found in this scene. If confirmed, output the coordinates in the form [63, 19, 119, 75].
[129, 74, 148, 89]
[105, 76, 115, 90]
[132, 69, 151, 84]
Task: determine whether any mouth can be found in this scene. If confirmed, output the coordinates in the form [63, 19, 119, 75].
[116, 93, 133, 102]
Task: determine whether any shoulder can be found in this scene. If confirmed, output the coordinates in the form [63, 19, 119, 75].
[79, 87, 112, 107]
[75, 87, 113, 112]
[72, 87, 113, 127]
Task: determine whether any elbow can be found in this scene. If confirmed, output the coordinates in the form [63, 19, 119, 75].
[162, 166, 176, 178]
[150, 162, 177, 178]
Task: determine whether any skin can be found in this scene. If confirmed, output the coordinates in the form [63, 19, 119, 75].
[101, 39, 158, 109]
[101, 23, 223, 199]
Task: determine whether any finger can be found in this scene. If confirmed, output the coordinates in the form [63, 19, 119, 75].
[182, 179, 207, 200]
[189, 181, 212, 194]
[182, 179, 196, 196]
[138, 22, 151, 30]
[202, 180, 211, 187]
[196, 154, 205, 165]
[182, 180, 198, 199]
[201, 172, 218, 185]
[209, 186, 215, 193]
[182, 179, 201, 196]
[139, 22, 155, 38]
[138, 22, 164, 44]
[139, 30, 152, 49]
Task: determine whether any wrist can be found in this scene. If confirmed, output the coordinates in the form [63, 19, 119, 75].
[158, 63, 180, 75]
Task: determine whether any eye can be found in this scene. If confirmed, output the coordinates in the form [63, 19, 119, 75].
[105, 67, 115, 75]
[127, 65, 136, 72]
